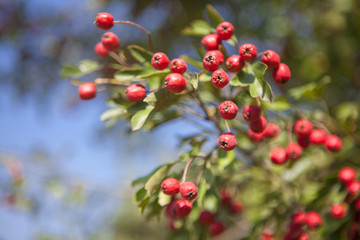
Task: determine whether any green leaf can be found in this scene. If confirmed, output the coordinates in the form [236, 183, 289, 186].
[218, 149, 236, 168]
[158, 191, 172, 207]
[199, 72, 211, 82]
[131, 104, 155, 131]
[144, 88, 181, 111]
[263, 96, 290, 111]
[79, 60, 99, 73]
[100, 107, 127, 122]
[197, 177, 208, 208]
[230, 72, 253, 87]
[128, 45, 153, 65]
[246, 62, 273, 101]
[134, 187, 147, 203]
[181, 20, 213, 36]
[138, 196, 150, 213]
[206, 4, 225, 27]
[180, 55, 203, 70]
[60, 64, 82, 78]
[189, 75, 199, 90]
[132, 164, 170, 186]
[288, 76, 331, 100]
[144, 164, 173, 197]
[114, 68, 143, 81]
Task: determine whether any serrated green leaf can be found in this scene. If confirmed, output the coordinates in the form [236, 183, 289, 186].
[246, 62, 273, 101]
[206, 4, 224, 27]
[181, 19, 213, 36]
[131, 104, 155, 131]
[144, 88, 181, 111]
[288, 76, 331, 100]
[218, 149, 236, 168]
[128, 45, 153, 65]
[180, 55, 203, 70]
[144, 164, 173, 197]
[100, 107, 127, 122]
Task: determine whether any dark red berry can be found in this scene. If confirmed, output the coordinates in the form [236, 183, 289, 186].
[292, 212, 307, 227]
[309, 129, 327, 145]
[101, 32, 119, 51]
[199, 210, 215, 225]
[165, 198, 178, 218]
[95, 12, 114, 30]
[355, 198, 360, 210]
[261, 50, 280, 70]
[239, 43, 257, 62]
[270, 148, 287, 165]
[219, 101, 238, 120]
[201, 34, 221, 51]
[161, 178, 180, 195]
[264, 123, 280, 139]
[272, 63, 291, 85]
[94, 42, 108, 57]
[243, 105, 261, 122]
[297, 136, 311, 149]
[305, 212, 323, 229]
[230, 201, 243, 214]
[78, 83, 97, 100]
[165, 73, 186, 93]
[250, 116, 267, 133]
[347, 181, 360, 195]
[151, 52, 169, 70]
[299, 232, 309, 240]
[286, 143, 302, 160]
[330, 203, 346, 219]
[338, 167, 356, 184]
[326, 135, 342, 152]
[220, 190, 231, 205]
[209, 50, 224, 65]
[210, 221, 225, 236]
[218, 132, 237, 151]
[203, 52, 220, 72]
[174, 199, 193, 218]
[180, 181, 198, 201]
[248, 129, 266, 143]
[125, 84, 146, 102]
[216, 22, 234, 40]
[294, 119, 313, 137]
[211, 69, 229, 88]
[225, 55, 244, 72]
[170, 58, 187, 74]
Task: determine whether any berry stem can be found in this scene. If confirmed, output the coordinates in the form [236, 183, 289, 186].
[311, 120, 331, 135]
[182, 157, 194, 183]
[109, 51, 129, 67]
[287, 120, 293, 143]
[94, 78, 132, 86]
[147, 85, 166, 93]
[256, 97, 261, 107]
[224, 120, 231, 133]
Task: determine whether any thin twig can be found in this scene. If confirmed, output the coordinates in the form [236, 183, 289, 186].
[225, 120, 231, 133]
[147, 85, 165, 93]
[256, 97, 261, 107]
[287, 120, 293, 143]
[182, 157, 194, 183]
[109, 51, 129, 67]
[311, 120, 331, 135]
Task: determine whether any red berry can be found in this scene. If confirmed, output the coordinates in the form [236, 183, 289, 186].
[208, 50, 224, 65]
[285, 143, 302, 160]
[95, 12, 114, 30]
[78, 83, 97, 100]
[299, 232, 309, 240]
[199, 210, 215, 225]
[165, 198, 178, 218]
[305, 211, 323, 229]
[203, 52, 220, 72]
[216, 22, 234, 40]
[272, 63, 291, 85]
[151, 52, 169, 70]
[211, 69, 229, 88]
[161, 178, 180, 195]
[338, 167, 356, 184]
[201, 34, 221, 51]
[94, 42, 108, 57]
[101, 32, 119, 51]
[165, 73, 186, 93]
[218, 101, 238, 120]
[167, 218, 177, 232]
[248, 129, 266, 143]
[294, 119, 313, 137]
[309, 129, 327, 145]
[179, 181, 198, 201]
[347, 181, 360, 195]
[225, 55, 244, 72]
[250, 116, 267, 133]
[264, 123, 280, 139]
[243, 105, 261, 122]
[170, 58, 187, 74]
[239, 43, 257, 62]
[220, 190, 232, 205]
[125, 84, 146, 102]
[270, 148, 287, 165]
[174, 199, 192, 218]
[297, 136, 311, 149]
[210, 221, 225, 236]
[330, 203, 346, 219]
[218, 132, 237, 151]
[230, 201, 243, 214]
[355, 198, 360, 210]
[292, 212, 307, 227]
[261, 50, 280, 70]
[326, 135, 342, 152]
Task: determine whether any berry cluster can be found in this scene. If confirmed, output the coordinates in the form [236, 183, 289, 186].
[283, 211, 322, 240]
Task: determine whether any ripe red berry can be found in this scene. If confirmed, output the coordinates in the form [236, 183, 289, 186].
[216, 22, 234, 40]
[125, 84, 146, 102]
[292, 212, 307, 227]
[199, 210, 215, 225]
[355, 198, 360, 210]
[203, 52, 220, 72]
[210, 221, 225, 236]
[174, 199, 193, 218]
[208, 50, 224, 65]
[165, 73, 186, 93]
[305, 212, 323, 229]
[326, 135, 342, 152]
[248, 129, 266, 143]
[220, 190, 232, 205]
[218, 101, 238, 120]
[170, 58, 187, 74]
[330, 203, 346, 219]
[180, 181, 198, 201]
[78, 83, 97, 100]
[95, 12, 114, 30]
[225, 55, 244, 72]
[294, 120, 313, 137]
[297, 136, 311, 149]
[211, 69, 229, 88]
[270, 148, 287, 165]
[309, 129, 327, 145]
[201, 34, 221, 51]
[298, 232, 309, 240]
[94, 42, 108, 57]
[243, 105, 261, 122]
[347, 181, 360, 195]
[286, 143, 302, 160]
[218, 132, 237, 151]
[239, 43, 257, 62]
[272, 63, 291, 85]
[161, 178, 180, 195]
[261, 50, 280, 70]
[165, 198, 178, 218]
[264, 123, 280, 139]
[151, 52, 169, 70]
[250, 116, 267, 133]
[101, 32, 119, 51]
[230, 201, 243, 214]
[339, 167, 356, 184]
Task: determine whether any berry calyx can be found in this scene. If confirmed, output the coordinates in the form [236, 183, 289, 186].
[338, 167, 356, 184]
[78, 83, 97, 100]
[239, 43, 257, 62]
[264, 123, 280, 139]
[218, 132, 237, 151]
[285, 143, 302, 160]
[325, 135, 342, 152]
[95, 12, 114, 30]
[225, 55, 244, 72]
[164, 73, 186, 93]
[309, 129, 327, 145]
[261, 50, 280, 70]
[201, 34, 221, 51]
[297, 136, 311, 149]
[243, 105, 261, 122]
[270, 148, 287, 165]
[305, 212, 323, 229]
[330, 203, 346, 219]
[210, 221, 225, 236]
[203, 52, 220, 72]
[272, 63, 291, 85]
[347, 181, 360, 195]
[179, 181, 198, 201]
[161, 178, 180, 195]
[101, 32, 119, 51]
[218, 101, 238, 120]
[174, 199, 193, 218]
[170, 58, 187, 74]
[250, 116, 267, 133]
[151, 52, 169, 70]
[211, 69, 229, 88]
[248, 129, 266, 143]
[199, 210, 215, 225]
[125, 84, 146, 102]
[294, 119, 313, 137]
[94, 42, 108, 57]
[216, 22, 234, 40]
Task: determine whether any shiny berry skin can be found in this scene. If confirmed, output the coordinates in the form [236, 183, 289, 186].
[165, 73, 186, 93]
[225, 55, 244, 72]
[250, 116, 267, 133]
[199, 210, 215, 225]
[248, 129, 266, 143]
[201, 34, 221, 51]
[347, 181, 360, 195]
[211, 69, 229, 88]
[261, 50, 280, 70]
[297, 136, 311, 149]
[180, 181, 198, 201]
[220, 190, 231, 205]
[309, 129, 327, 145]
[95, 12, 114, 30]
[218, 132, 237, 151]
[174, 199, 192, 218]
[294, 119, 313, 137]
[305, 212, 323, 229]
[211, 50, 224, 65]
[161, 178, 180, 195]
[78, 83, 97, 100]
[330, 203, 346, 219]
[151, 52, 169, 70]
[239, 43, 257, 62]
[338, 167, 356, 184]
[292, 212, 307, 227]
[243, 105, 261, 122]
[216, 22, 234, 40]
[203, 52, 220, 72]
[270, 148, 287, 165]
[326, 135, 342, 152]
[299, 233, 309, 240]
[101, 32, 119, 51]
[272, 63, 291, 85]
[230, 201, 243, 214]
[125, 84, 146, 102]
[94, 42, 108, 57]
[265, 123, 280, 139]
[219, 101, 238, 120]
[210, 221, 225, 236]
[170, 58, 187, 74]
[286, 143, 302, 160]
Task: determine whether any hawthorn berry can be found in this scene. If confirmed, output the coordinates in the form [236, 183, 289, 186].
[330, 203, 346, 219]
[270, 148, 287, 165]
[201, 34, 221, 51]
[325, 135, 342, 152]
[211, 69, 229, 88]
[220, 190, 232, 205]
[261, 50, 280, 70]
[298, 232, 309, 240]
[125, 84, 146, 102]
[338, 167, 356, 184]
[218, 101, 238, 120]
[355, 198, 360, 210]
[347, 181, 360, 195]
[174, 199, 193, 218]
[264, 123, 280, 139]
[297, 136, 311, 149]
[248, 129, 266, 143]
[78, 82, 97, 100]
[305, 211, 323, 229]
[209, 50, 224, 65]
[94, 42, 108, 57]
[210, 221, 225, 236]
[292, 212, 307, 227]
[218, 132, 237, 151]
[243, 105, 261, 122]
[230, 201, 243, 214]
[309, 129, 327, 145]
[272, 63, 291, 85]
[203, 52, 220, 72]
[239, 43, 257, 62]
[294, 119, 313, 137]
[216, 22, 234, 40]
[95, 12, 114, 30]
[250, 116, 267, 133]
[199, 210, 215, 225]
[179, 181, 198, 201]
[151, 52, 169, 70]
[101, 32, 119, 51]
[161, 178, 180, 195]
[170, 58, 187, 74]
[164, 73, 186, 93]
[285, 143, 302, 160]
[225, 55, 244, 72]
[165, 198, 178, 218]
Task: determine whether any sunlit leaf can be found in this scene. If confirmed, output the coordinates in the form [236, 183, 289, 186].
[128, 45, 153, 65]
[181, 20, 213, 36]
[245, 62, 273, 101]
[144, 88, 181, 111]
[100, 107, 127, 122]
[218, 149, 236, 169]
[144, 164, 173, 197]
[131, 104, 155, 131]
[288, 76, 331, 100]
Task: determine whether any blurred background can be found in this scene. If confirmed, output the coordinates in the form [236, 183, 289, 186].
[0, 0, 359, 239]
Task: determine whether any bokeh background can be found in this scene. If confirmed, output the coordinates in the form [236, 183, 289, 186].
[1, 0, 360, 239]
